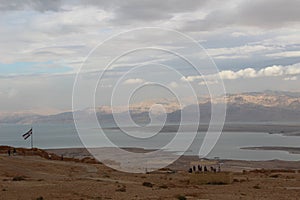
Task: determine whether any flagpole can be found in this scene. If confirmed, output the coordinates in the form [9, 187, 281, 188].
[31, 126, 33, 149]
[22, 127, 33, 148]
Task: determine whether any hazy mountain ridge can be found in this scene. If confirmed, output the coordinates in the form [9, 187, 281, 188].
[91, 98, 181, 114]
[223, 92, 300, 110]
[0, 112, 42, 124]
[1, 91, 300, 124]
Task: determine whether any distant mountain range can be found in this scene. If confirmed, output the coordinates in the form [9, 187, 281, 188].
[1, 91, 300, 125]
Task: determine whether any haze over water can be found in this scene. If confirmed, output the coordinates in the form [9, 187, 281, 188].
[1, 123, 300, 161]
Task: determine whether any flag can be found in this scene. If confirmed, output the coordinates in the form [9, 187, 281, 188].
[22, 128, 32, 140]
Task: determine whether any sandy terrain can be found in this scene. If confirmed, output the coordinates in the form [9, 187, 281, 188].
[0, 147, 300, 199]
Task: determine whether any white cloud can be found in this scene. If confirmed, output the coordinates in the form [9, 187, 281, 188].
[257, 65, 284, 77]
[0, 6, 113, 70]
[182, 63, 300, 83]
[199, 80, 218, 85]
[1, 1, 300, 114]
[266, 51, 300, 58]
[284, 76, 298, 81]
[168, 81, 179, 88]
[123, 78, 145, 85]
[207, 44, 281, 59]
[180, 76, 199, 82]
[182, 0, 300, 32]
[285, 65, 300, 75]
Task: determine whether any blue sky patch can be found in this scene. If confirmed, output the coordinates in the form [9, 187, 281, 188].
[0, 61, 72, 75]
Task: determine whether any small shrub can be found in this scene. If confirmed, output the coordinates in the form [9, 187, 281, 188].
[207, 181, 227, 185]
[115, 186, 126, 192]
[142, 182, 153, 187]
[269, 174, 280, 178]
[176, 195, 187, 200]
[103, 173, 110, 178]
[159, 184, 168, 189]
[36, 197, 44, 200]
[12, 176, 25, 181]
[253, 184, 261, 189]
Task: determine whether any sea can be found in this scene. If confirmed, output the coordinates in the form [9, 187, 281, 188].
[1, 123, 300, 161]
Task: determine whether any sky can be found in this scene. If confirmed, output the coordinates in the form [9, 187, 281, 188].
[0, 0, 300, 114]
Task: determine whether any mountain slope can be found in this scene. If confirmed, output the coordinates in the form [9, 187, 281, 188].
[1, 91, 300, 124]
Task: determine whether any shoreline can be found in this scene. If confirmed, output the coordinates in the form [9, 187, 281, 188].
[241, 146, 300, 155]
[45, 147, 300, 172]
[104, 123, 300, 136]
[2, 145, 300, 172]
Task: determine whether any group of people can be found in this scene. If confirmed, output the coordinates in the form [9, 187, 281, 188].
[7, 148, 17, 156]
[188, 164, 221, 173]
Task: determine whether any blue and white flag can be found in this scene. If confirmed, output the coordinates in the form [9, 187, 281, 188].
[22, 128, 32, 140]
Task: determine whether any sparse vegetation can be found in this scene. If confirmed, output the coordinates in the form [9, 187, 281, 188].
[176, 195, 187, 200]
[159, 184, 168, 189]
[207, 181, 227, 185]
[1, 146, 300, 199]
[12, 176, 25, 181]
[253, 184, 261, 189]
[115, 185, 126, 192]
[189, 172, 233, 185]
[142, 181, 153, 187]
[102, 173, 110, 178]
[269, 174, 280, 178]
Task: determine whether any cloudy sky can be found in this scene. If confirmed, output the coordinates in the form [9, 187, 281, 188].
[0, 0, 300, 114]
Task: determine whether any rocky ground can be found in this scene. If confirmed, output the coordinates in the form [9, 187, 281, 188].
[0, 147, 300, 199]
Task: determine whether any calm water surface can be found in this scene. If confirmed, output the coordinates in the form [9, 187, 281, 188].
[1, 123, 300, 161]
